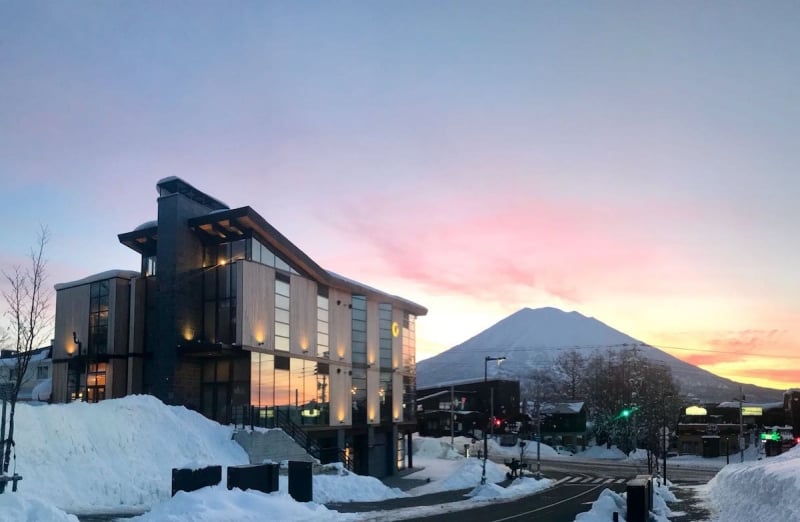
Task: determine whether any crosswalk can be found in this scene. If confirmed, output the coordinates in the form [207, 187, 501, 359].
[553, 476, 626, 485]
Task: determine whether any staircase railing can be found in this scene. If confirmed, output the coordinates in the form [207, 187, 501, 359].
[231, 405, 353, 471]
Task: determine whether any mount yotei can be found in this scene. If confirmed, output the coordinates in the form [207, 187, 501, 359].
[416, 307, 782, 403]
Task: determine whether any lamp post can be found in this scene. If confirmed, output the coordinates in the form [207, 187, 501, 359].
[481, 355, 506, 485]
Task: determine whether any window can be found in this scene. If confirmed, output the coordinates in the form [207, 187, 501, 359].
[202, 263, 237, 344]
[89, 280, 109, 354]
[36, 366, 48, 379]
[351, 296, 367, 365]
[86, 362, 107, 403]
[317, 289, 329, 359]
[274, 274, 290, 351]
[144, 255, 157, 277]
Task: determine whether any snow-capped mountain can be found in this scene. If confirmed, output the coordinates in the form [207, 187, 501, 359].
[416, 307, 783, 403]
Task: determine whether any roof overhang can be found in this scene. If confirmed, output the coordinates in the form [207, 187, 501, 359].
[118, 225, 158, 255]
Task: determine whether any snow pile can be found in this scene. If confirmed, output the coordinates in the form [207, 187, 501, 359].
[575, 481, 675, 522]
[305, 464, 406, 503]
[0, 492, 78, 522]
[10, 395, 248, 513]
[708, 446, 800, 521]
[128, 487, 353, 522]
[406, 456, 508, 495]
[467, 476, 552, 501]
[578, 444, 627, 459]
[412, 437, 463, 459]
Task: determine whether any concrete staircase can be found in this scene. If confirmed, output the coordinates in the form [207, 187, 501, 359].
[233, 428, 317, 465]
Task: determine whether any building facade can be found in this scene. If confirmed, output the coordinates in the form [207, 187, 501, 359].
[51, 177, 426, 477]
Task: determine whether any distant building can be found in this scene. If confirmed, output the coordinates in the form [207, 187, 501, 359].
[538, 401, 588, 449]
[676, 400, 785, 457]
[416, 378, 520, 438]
[50, 177, 426, 477]
[0, 346, 52, 402]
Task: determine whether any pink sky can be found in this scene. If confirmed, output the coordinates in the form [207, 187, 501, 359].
[1, 2, 798, 390]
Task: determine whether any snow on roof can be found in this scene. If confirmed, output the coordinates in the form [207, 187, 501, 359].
[716, 401, 784, 410]
[134, 220, 157, 231]
[540, 402, 585, 414]
[54, 269, 140, 291]
[0, 346, 50, 366]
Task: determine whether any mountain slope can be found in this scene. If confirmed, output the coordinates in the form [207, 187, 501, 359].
[416, 307, 782, 403]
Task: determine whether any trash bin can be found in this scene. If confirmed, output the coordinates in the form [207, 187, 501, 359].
[702, 436, 720, 458]
[626, 477, 649, 522]
[227, 463, 279, 493]
[288, 461, 313, 502]
[171, 465, 222, 496]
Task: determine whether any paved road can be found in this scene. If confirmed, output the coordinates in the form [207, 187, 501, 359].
[335, 457, 719, 521]
[398, 474, 627, 522]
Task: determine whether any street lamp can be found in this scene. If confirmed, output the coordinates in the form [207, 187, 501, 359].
[481, 355, 506, 485]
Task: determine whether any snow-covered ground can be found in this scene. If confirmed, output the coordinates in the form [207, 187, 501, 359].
[20, 396, 800, 521]
[0, 397, 552, 521]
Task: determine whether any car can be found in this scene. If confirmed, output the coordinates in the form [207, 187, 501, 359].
[554, 445, 574, 456]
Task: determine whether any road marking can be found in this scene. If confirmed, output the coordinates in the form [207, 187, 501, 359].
[567, 476, 583, 483]
[490, 483, 606, 521]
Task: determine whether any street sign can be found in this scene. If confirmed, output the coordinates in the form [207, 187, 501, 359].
[742, 406, 763, 416]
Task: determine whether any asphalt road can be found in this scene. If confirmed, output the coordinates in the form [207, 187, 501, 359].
[399, 474, 626, 522]
[379, 457, 719, 522]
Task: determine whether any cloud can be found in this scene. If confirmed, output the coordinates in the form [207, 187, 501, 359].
[324, 190, 697, 307]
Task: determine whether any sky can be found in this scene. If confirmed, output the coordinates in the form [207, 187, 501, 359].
[1, 1, 798, 390]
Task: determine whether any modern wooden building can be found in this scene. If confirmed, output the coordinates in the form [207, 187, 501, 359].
[51, 177, 426, 477]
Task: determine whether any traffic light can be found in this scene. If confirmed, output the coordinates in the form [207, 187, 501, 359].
[617, 406, 639, 420]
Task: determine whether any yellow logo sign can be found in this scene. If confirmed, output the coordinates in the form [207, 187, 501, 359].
[391, 321, 400, 338]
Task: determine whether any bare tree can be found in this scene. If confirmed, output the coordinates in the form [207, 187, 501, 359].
[2, 225, 51, 474]
[554, 349, 586, 400]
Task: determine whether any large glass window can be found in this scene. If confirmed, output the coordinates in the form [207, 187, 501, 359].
[89, 280, 109, 355]
[275, 274, 290, 351]
[379, 304, 393, 422]
[402, 313, 417, 422]
[203, 263, 237, 344]
[249, 354, 328, 426]
[351, 296, 367, 365]
[86, 362, 107, 403]
[317, 289, 329, 359]
[402, 313, 416, 373]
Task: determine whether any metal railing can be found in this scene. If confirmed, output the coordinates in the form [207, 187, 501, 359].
[231, 406, 352, 471]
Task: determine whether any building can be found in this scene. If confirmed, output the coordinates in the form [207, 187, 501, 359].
[51, 177, 426, 477]
[538, 401, 588, 450]
[416, 379, 520, 438]
[0, 346, 52, 402]
[676, 401, 785, 457]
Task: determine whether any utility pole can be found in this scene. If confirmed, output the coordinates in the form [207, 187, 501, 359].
[482, 355, 505, 485]
[739, 387, 745, 463]
[450, 385, 455, 450]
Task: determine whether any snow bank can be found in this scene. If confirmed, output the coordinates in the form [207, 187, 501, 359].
[295, 464, 406, 503]
[11, 395, 248, 513]
[578, 444, 627, 459]
[128, 487, 352, 522]
[407, 456, 508, 495]
[575, 483, 674, 522]
[708, 446, 800, 522]
[0, 492, 78, 522]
